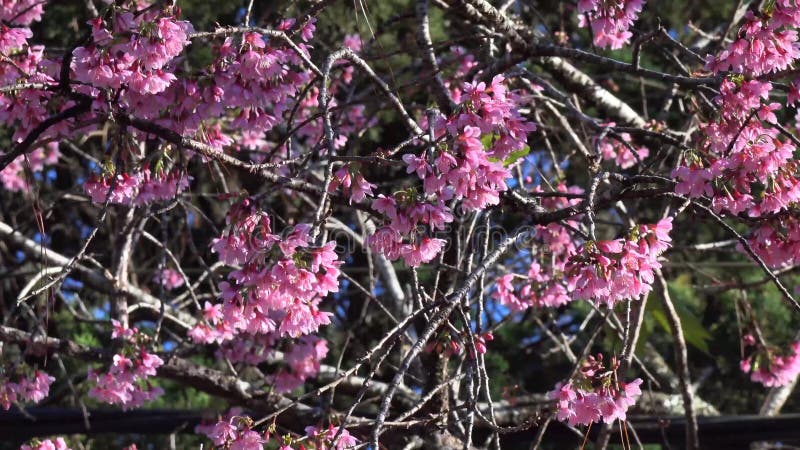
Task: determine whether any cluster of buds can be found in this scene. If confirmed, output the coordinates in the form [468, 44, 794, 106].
[425, 330, 494, 358]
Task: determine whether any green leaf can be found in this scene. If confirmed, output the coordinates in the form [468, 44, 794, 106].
[503, 146, 531, 167]
[675, 303, 712, 355]
[646, 296, 712, 355]
[650, 307, 672, 335]
[480, 133, 496, 149]
[763, 0, 777, 15]
[480, 129, 530, 167]
[73, 330, 100, 348]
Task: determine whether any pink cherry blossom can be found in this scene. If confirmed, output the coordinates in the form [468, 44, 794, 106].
[154, 268, 184, 290]
[19, 438, 71, 450]
[1, 369, 55, 410]
[306, 424, 360, 450]
[329, 165, 376, 204]
[0, 143, 60, 192]
[400, 237, 445, 267]
[0, 25, 32, 53]
[88, 321, 164, 409]
[565, 217, 673, 307]
[550, 355, 643, 426]
[577, 0, 646, 49]
[272, 336, 329, 393]
[196, 411, 270, 450]
[741, 339, 800, 387]
[0, 0, 45, 26]
[706, 7, 800, 76]
[595, 123, 649, 169]
[194, 205, 342, 344]
[83, 173, 141, 205]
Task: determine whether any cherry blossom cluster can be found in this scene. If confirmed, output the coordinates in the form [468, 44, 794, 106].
[196, 411, 359, 450]
[272, 336, 328, 393]
[67, 5, 334, 174]
[367, 193, 450, 267]
[566, 217, 672, 307]
[0, 1, 62, 192]
[88, 320, 164, 409]
[0, 37, 57, 142]
[673, 78, 798, 218]
[368, 75, 535, 267]
[187, 200, 339, 395]
[0, 368, 54, 410]
[304, 424, 360, 450]
[549, 354, 643, 426]
[19, 438, 71, 450]
[153, 268, 185, 290]
[747, 216, 800, 268]
[433, 74, 536, 210]
[740, 334, 800, 387]
[1, 0, 45, 25]
[0, 143, 60, 192]
[196, 411, 267, 450]
[596, 123, 649, 169]
[329, 164, 376, 204]
[577, 0, 646, 49]
[495, 211, 671, 310]
[677, 2, 800, 221]
[705, 1, 800, 76]
[494, 184, 583, 310]
[141, 18, 320, 163]
[216, 333, 329, 393]
[288, 35, 375, 158]
[72, 8, 193, 96]
[495, 260, 574, 311]
[193, 27, 310, 139]
[674, 3, 800, 271]
[83, 168, 189, 205]
[190, 200, 341, 343]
